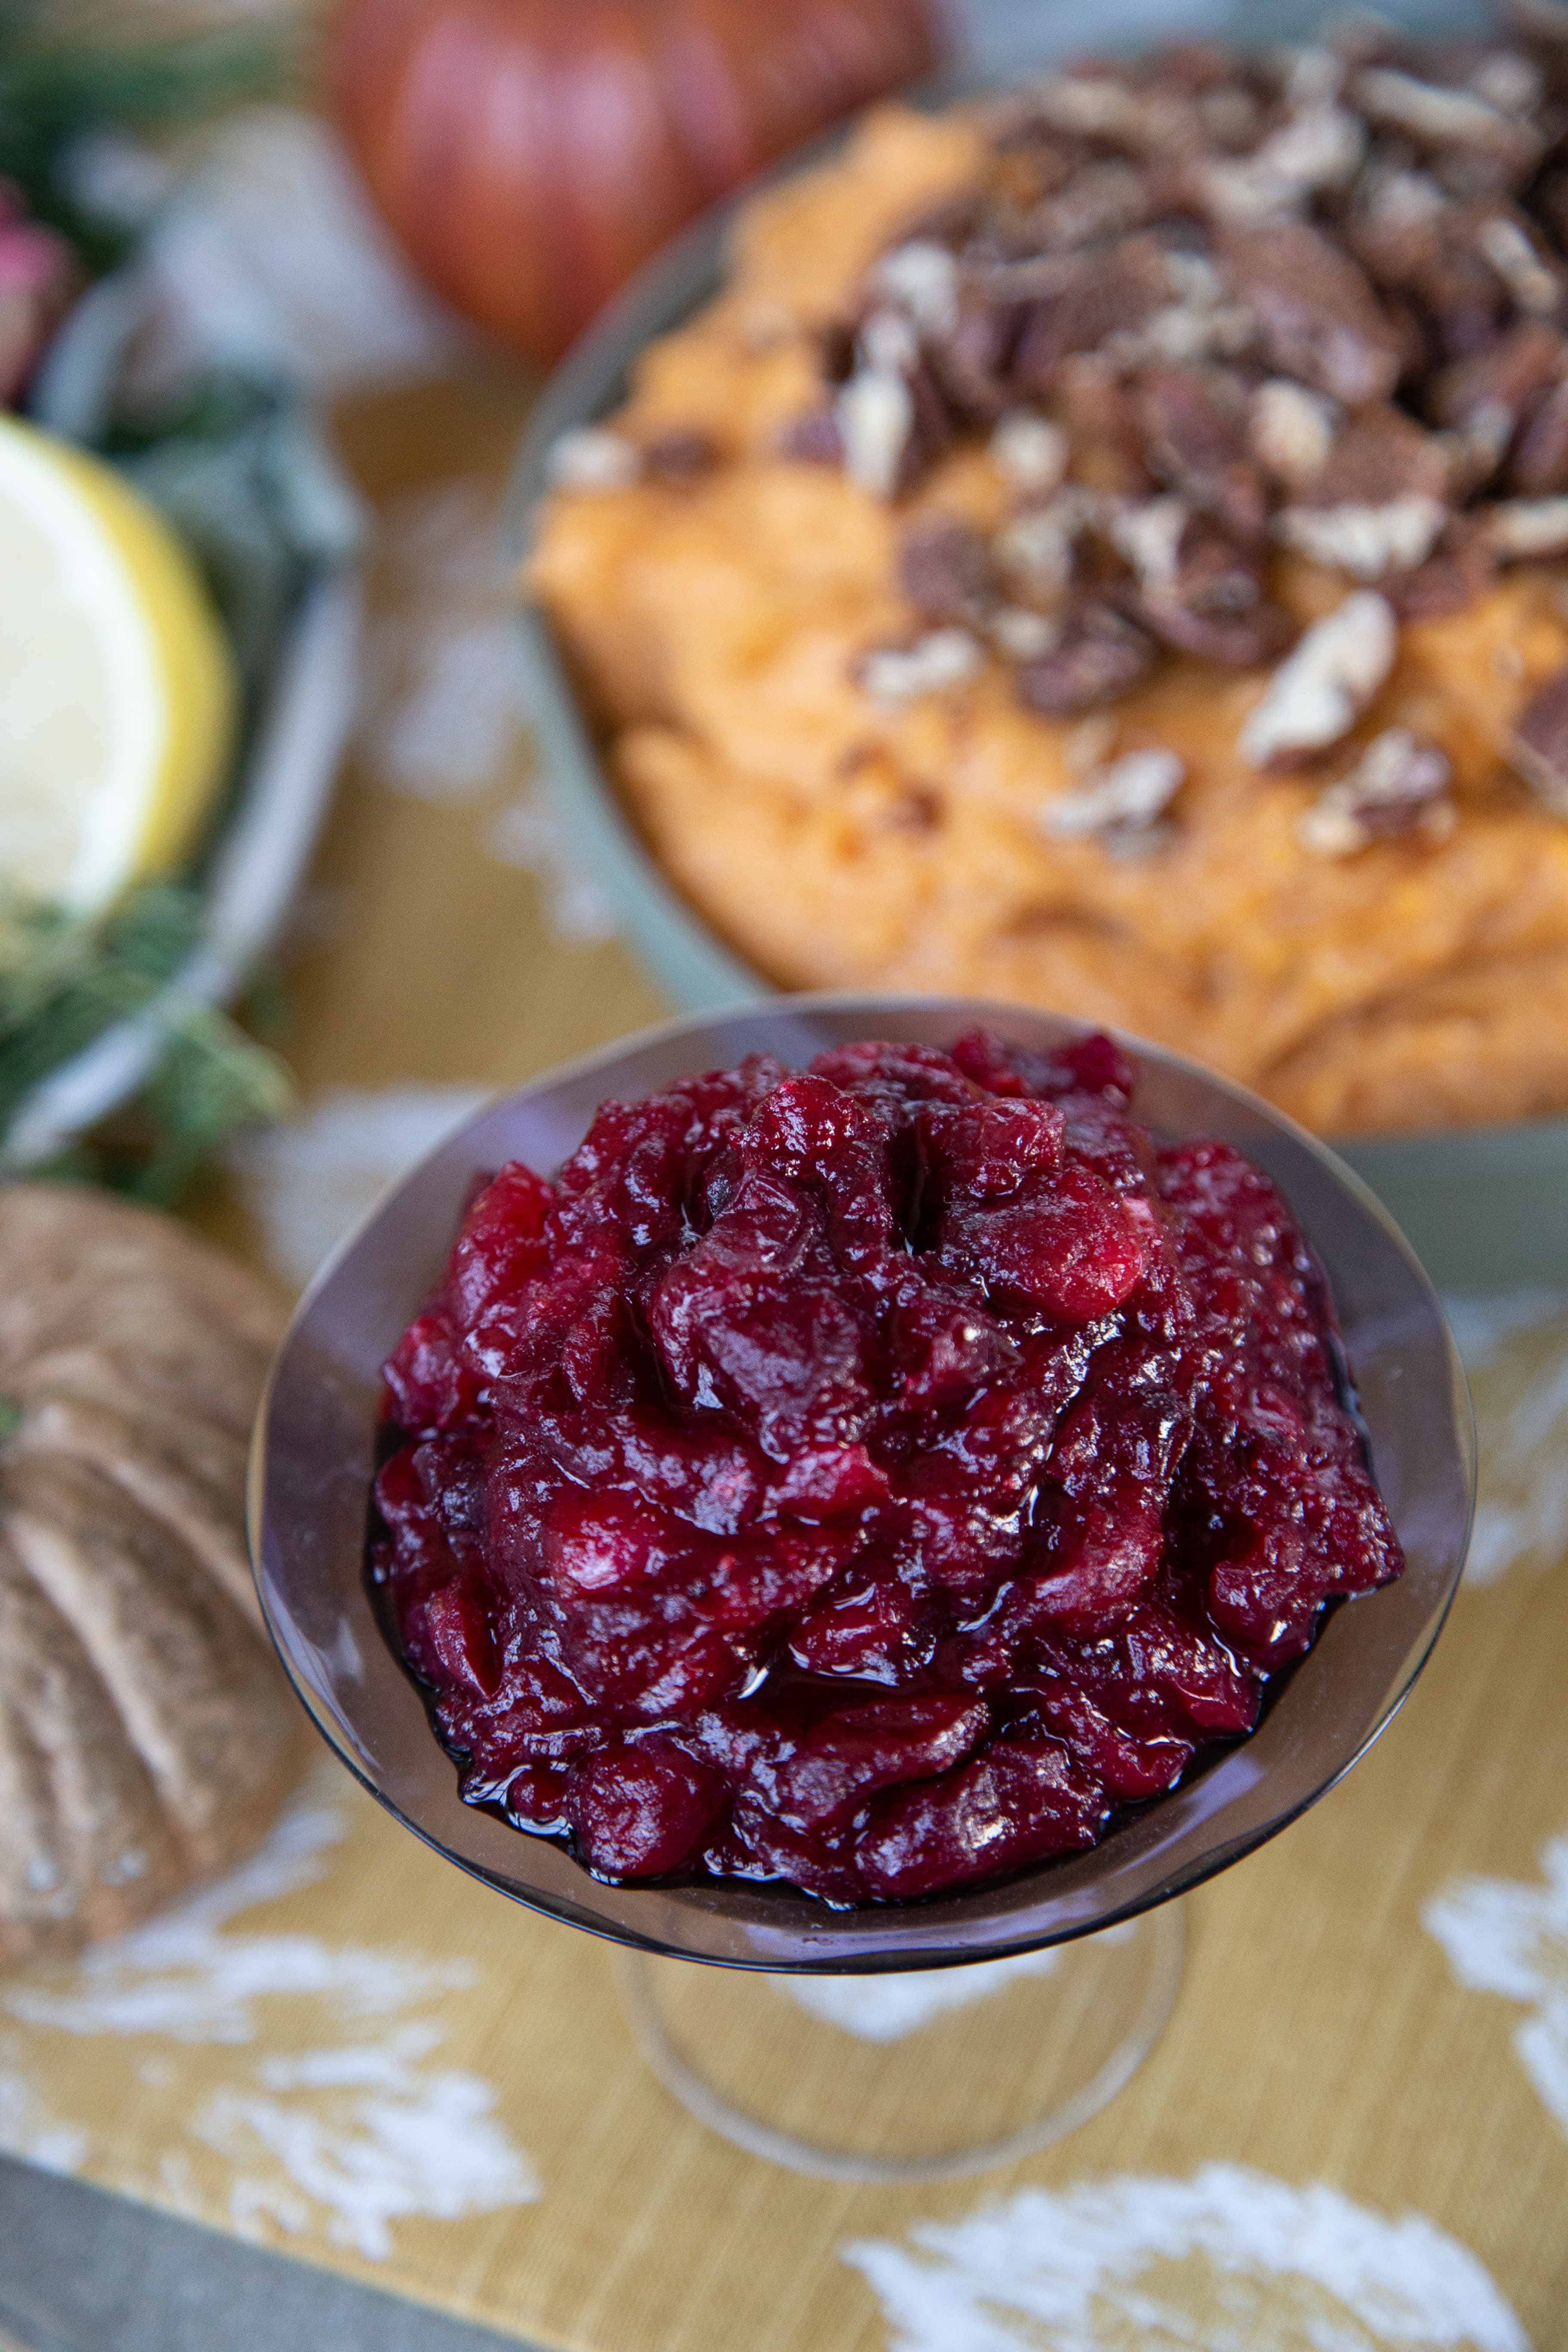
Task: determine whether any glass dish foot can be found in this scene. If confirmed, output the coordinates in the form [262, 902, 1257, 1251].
[616, 1902, 1185, 2183]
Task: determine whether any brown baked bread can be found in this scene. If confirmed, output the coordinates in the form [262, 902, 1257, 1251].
[0, 1185, 300, 1965]
[529, 21, 1568, 1136]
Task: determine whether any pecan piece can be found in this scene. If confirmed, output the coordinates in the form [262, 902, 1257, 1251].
[869, 241, 962, 338]
[989, 411, 1069, 495]
[836, 368, 914, 499]
[1508, 376, 1568, 493]
[1274, 496, 1449, 579]
[1485, 495, 1568, 557]
[1136, 365, 1268, 542]
[1015, 602, 1158, 715]
[1509, 663, 1568, 811]
[1194, 103, 1366, 224]
[1311, 404, 1456, 505]
[854, 629, 984, 707]
[1029, 160, 1157, 252]
[989, 606, 1061, 662]
[1351, 184, 1510, 369]
[1240, 591, 1398, 766]
[1475, 211, 1565, 317]
[1382, 522, 1498, 618]
[1052, 357, 1156, 499]
[1128, 516, 1296, 667]
[1041, 746, 1184, 852]
[1024, 71, 1199, 157]
[1352, 65, 1545, 178]
[898, 517, 1000, 626]
[1011, 241, 1172, 394]
[1250, 378, 1339, 488]
[1298, 729, 1456, 854]
[642, 429, 720, 485]
[928, 287, 1029, 423]
[994, 487, 1099, 598]
[1218, 222, 1404, 404]
[1428, 318, 1568, 435]
[1279, 404, 1461, 576]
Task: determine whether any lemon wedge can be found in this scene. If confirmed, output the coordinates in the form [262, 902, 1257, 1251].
[0, 413, 236, 919]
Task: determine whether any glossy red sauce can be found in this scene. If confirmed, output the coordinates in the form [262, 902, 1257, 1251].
[371, 1033, 1402, 1904]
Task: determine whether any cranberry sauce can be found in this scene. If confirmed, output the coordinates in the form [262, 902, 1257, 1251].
[371, 1033, 1403, 1905]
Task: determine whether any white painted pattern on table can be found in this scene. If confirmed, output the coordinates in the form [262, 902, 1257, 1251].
[1444, 1292, 1568, 1587]
[0, 1770, 540, 2260]
[0, 2036, 87, 2173]
[844, 2164, 1528, 2351]
[778, 1926, 1137, 2042]
[780, 1948, 1067, 2043]
[227, 1084, 489, 1290]
[1424, 1835, 1568, 2144]
[356, 476, 618, 941]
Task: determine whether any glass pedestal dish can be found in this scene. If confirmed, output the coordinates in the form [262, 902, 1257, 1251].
[248, 996, 1473, 2180]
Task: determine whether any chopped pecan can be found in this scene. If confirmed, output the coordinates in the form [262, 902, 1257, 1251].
[1485, 494, 1568, 557]
[1275, 495, 1449, 579]
[1470, 49, 1545, 110]
[1052, 357, 1156, 498]
[836, 368, 914, 499]
[994, 487, 1099, 598]
[1508, 375, 1568, 491]
[1194, 104, 1367, 224]
[1250, 378, 1339, 488]
[1106, 495, 1191, 591]
[1350, 181, 1511, 365]
[1352, 65, 1546, 176]
[1474, 211, 1565, 316]
[1510, 662, 1568, 810]
[854, 628, 984, 706]
[1023, 71, 1200, 157]
[869, 241, 962, 337]
[989, 410, 1069, 494]
[1015, 601, 1158, 714]
[1136, 365, 1268, 542]
[1291, 42, 1350, 95]
[898, 517, 1000, 625]
[1240, 591, 1398, 766]
[1134, 520, 1296, 666]
[1428, 317, 1568, 435]
[1298, 728, 1456, 854]
[1218, 222, 1404, 404]
[990, 605, 1062, 661]
[1041, 746, 1185, 850]
[642, 429, 720, 485]
[1090, 248, 1257, 374]
[1011, 240, 1173, 394]
[1382, 522, 1498, 617]
[928, 286, 1028, 423]
[836, 350, 952, 499]
[1029, 160, 1155, 251]
[1313, 404, 1456, 504]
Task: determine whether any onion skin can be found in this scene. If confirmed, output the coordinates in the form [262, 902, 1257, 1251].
[328, 0, 951, 367]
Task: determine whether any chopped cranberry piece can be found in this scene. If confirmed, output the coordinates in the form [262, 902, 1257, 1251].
[567, 1740, 723, 1878]
[371, 1035, 1403, 1905]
